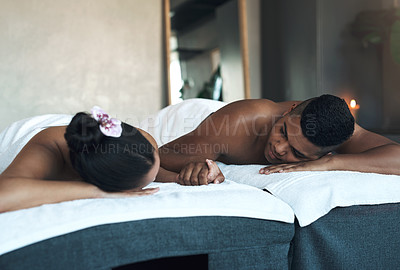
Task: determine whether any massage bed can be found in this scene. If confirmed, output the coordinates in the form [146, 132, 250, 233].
[0, 104, 294, 269]
[1, 99, 400, 269]
[0, 181, 294, 270]
[290, 203, 400, 270]
[218, 163, 400, 270]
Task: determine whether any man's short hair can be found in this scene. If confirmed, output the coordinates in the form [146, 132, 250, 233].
[291, 94, 355, 151]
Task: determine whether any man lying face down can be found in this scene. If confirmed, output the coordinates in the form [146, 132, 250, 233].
[156, 94, 400, 185]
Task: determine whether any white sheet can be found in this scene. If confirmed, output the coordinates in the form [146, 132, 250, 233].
[0, 180, 294, 256]
[217, 162, 400, 227]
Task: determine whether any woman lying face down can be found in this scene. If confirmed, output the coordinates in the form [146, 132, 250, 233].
[0, 107, 160, 213]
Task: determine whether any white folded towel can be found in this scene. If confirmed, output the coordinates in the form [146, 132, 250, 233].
[217, 162, 400, 227]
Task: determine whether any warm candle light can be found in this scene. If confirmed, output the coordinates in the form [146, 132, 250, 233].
[350, 99, 357, 108]
[348, 99, 360, 121]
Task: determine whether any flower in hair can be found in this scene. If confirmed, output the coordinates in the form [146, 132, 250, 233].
[91, 106, 122, 137]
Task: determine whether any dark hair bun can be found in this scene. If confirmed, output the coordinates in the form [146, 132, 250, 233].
[65, 112, 104, 152]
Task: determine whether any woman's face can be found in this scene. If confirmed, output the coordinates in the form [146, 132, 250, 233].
[137, 129, 160, 187]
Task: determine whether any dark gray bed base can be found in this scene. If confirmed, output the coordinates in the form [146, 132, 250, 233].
[289, 203, 400, 270]
[0, 216, 294, 270]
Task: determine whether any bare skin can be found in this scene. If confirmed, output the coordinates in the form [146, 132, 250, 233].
[0, 126, 160, 213]
[157, 99, 400, 185]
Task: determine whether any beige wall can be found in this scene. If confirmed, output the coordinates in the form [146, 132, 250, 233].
[0, 0, 164, 131]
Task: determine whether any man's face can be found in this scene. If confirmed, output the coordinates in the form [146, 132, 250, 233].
[264, 114, 322, 164]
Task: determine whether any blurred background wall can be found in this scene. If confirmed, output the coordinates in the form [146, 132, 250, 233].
[262, 0, 399, 134]
[0, 0, 164, 131]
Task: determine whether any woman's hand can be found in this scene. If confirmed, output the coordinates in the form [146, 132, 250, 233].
[259, 155, 334, 174]
[206, 159, 225, 184]
[98, 187, 159, 199]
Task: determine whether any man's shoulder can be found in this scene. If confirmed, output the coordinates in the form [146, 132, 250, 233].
[221, 99, 296, 117]
[221, 99, 277, 114]
[229, 98, 277, 107]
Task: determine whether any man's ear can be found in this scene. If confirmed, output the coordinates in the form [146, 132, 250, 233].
[282, 103, 298, 116]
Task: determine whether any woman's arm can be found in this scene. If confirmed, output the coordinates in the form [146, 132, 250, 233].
[0, 177, 100, 213]
[0, 177, 159, 213]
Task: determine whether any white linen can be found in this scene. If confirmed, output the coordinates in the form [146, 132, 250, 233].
[0, 114, 72, 173]
[0, 180, 294, 256]
[217, 162, 400, 227]
[139, 98, 226, 146]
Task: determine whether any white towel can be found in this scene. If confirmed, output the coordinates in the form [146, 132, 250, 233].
[0, 180, 294, 256]
[139, 98, 226, 146]
[217, 162, 400, 227]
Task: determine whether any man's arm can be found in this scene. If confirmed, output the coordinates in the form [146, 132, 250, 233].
[156, 157, 225, 186]
[157, 102, 234, 185]
[332, 124, 400, 175]
[260, 124, 400, 175]
[159, 126, 222, 173]
[155, 167, 179, 183]
[157, 134, 223, 185]
[157, 129, 221, 184]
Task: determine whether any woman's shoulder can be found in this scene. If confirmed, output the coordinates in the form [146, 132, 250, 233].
[33, 126, 72, 162]
[0, 126, 70, 179]
[31, 126, 68, 146]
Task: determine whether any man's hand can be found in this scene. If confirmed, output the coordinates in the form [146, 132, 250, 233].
[99, 187, 160, 198]
[259, 155, 334, 174]
[176, 159, 225, 186]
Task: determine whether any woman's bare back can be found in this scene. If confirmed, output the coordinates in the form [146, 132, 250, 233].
[1, 126, 80, 181]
